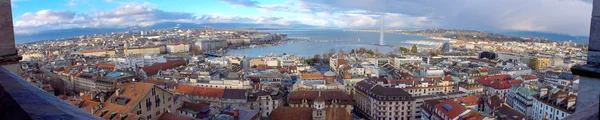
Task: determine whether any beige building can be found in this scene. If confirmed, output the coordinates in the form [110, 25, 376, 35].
[166, 42, 190, 53]
[82, 49, 116, 57]
[93, 82, 175, 120]
[528, 57, 550, 70]
[354, 78, 414, 120]
[195, 39, 227, 52]
[124, 46, 163, 55]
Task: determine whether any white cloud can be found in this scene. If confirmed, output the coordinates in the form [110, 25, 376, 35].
[299, 0, 593, 36]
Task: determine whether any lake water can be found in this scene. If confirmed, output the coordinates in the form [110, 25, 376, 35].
[228, 29, 441, 57]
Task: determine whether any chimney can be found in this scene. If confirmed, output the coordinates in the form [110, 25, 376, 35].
[539, 88, 548, 97]
[116, 88, 121, 96]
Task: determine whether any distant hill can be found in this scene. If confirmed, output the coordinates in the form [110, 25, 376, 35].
[15, 22, 319, 44]
[491, 31, 589, 44]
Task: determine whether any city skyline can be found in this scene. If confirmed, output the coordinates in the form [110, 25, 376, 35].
[11, 0, 594, 38]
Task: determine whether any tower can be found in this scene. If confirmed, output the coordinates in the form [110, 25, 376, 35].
[379, 15, 385, 46]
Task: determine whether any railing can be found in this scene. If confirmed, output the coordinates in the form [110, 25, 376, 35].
[0, 66, 100, 119]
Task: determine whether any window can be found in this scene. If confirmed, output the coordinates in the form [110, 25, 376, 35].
[136, 110, 141, 115]
[147, 115, 151, 119]
[156, 110, 161, 115]
[146, 98, 152, 111]
[152, 88, 156, 96]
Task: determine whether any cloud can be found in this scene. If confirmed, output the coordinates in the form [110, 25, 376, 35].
[299, 0, 593, 36]
[21, 10, 76, 21]
[219, 0, 259, 7]
[12, 3, 299, 35]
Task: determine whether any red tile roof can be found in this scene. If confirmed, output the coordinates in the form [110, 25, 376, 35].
[141, 59, 186, 76]
[455, 96, 478, 105]
[96, 63, 115, 69]
[435, 100, 466, 119]
[476, 74, 521, 89]
[269, 107, 312, 120]
[173, 84, 225, 98]
[300, 73, 324, 79]
[522, 75, 537, 80]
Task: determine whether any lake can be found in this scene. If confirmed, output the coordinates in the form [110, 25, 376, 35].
[228, 29, 441, 57]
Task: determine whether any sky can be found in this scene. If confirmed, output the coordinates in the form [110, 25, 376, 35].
[11, 0, 594, 36]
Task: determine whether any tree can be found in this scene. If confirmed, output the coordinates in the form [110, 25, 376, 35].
[304, 59, 315, 65]
[411, 44, 418, 53]
[329, 48, 336, 57]
[366, 49, 375, 56]
[358, 47, 367, 54]
[283, 53, 287, 55]
[313, 54, 321, 61]
[399, 47, 410, 54]
[350, 49, 355, 54]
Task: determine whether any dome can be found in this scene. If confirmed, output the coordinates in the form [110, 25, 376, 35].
[324, 71, 336, 76]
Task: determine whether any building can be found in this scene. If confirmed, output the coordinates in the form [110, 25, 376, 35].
[506, 84, 538, 118]
[531, 88, 576, 120]
[82, 49, 116, 57]
[354, 78, 414, 120]
[288, 90, 353, 114]
[269, 106, 352, 120]
[73, 73, 98, 92]
[166, 42, 190, 53]
[476, 74, 523, 98]
[411, 92, 469, 119]
[246, 88, 285, 118]
[420, 99, 483, 120]
[139, 59, 187, 78]
[388, 76, 456, 96]
[392, 56, 422, 68]
[123, 46, 163, 55]
[93, 82, 175, 120]
[95, 72, 135, 92]
[528, 57, 550, 70]
[195, 39, 227, 53]
[544, 72, 578, 87]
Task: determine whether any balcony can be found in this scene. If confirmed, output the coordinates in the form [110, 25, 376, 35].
[0, 67, 100, 119]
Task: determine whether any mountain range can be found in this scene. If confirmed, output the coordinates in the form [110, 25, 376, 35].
[14, 22, 589, 44]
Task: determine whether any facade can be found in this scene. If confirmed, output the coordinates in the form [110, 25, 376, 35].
[354, 78, 414, 120]
[124, 46, 163, 55]
[506, 84, 538, 117]
[195, 39, 227, 52]
[528, 57, 550, 70]
[73, 73, 98, 92]
[82, 49, 116, 57]
[389, 76, 456, 96]
[166, 42, 190, 53]
[392, 56, 422, 68]
[246, 90, 285, 118]
[288, 90, 353, 114]
[531, 88, 576, 120]
[93, 82, 175, 120]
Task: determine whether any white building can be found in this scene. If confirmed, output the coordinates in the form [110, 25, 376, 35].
[531, 88, 576, 120]
[195, 39, 227, 52]
[392, 56, 422, 68]
[166, 42, 190, 53]
[506, 85, 538, 118]
[110, 55, 167, 71]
